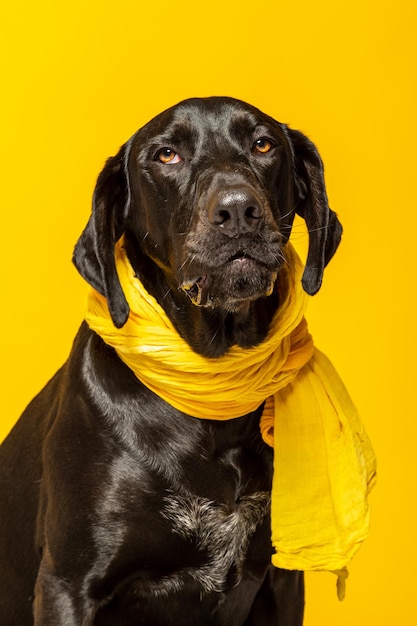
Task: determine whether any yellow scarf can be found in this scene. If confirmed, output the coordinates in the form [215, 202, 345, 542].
[85, 238, 376, 599]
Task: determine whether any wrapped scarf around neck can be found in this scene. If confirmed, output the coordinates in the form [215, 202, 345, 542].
[85, 238, 376, 599]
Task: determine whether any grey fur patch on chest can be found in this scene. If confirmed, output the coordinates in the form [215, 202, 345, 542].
[162, 491, 270, 593]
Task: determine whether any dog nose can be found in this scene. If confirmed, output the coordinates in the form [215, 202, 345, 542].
[208, 186, 264, 237]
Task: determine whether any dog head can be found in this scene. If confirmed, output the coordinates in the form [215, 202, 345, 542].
[73, 97, 342, 329]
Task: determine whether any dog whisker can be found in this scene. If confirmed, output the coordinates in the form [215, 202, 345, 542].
[307, 225, 330, 233]
[207, 322, 224, 350]
[160, 288, 173, 302]
[179, 253, 197, 273]
[278, 209, 295, 222]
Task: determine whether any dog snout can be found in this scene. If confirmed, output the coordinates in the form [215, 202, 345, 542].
[207, 185, 264, 237]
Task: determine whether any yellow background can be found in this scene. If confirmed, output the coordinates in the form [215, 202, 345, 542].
[1, 1, 415, 623]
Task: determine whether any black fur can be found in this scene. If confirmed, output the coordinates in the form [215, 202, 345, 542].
[0, 97, 341, 624]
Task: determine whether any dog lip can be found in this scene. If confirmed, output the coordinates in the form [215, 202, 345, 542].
[180, 276, 213, 307]
[180, 276, 206, 291]
[229, 250, 246, 259]
[225, 251, 267, 270]
[226, 251, 259, 265]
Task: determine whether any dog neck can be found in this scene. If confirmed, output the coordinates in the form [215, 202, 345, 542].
[123, 233, 280, 358]
[84, 240, 314, 421]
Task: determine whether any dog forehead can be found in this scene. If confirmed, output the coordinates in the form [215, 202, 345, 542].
[168, 97, 262, 130]
[134, 97, 282, 146]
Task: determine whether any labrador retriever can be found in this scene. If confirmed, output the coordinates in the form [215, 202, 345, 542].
[0, 97, 342, 625]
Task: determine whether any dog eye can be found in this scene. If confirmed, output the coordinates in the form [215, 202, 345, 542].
[156, 148, 182, 164]
[253, 137, 274, 154]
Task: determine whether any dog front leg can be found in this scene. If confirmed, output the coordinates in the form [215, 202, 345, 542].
[245, 566, 304, 626]
[33, 554, 96, 626]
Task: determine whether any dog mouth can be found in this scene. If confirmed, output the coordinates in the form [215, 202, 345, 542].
[180, 252, 279, 308]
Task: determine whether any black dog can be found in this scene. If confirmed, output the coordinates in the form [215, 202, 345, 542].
[0, 97, 342, 625]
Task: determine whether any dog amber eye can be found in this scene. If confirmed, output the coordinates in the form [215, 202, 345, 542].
[253, 137, 274, 154]
[157, 148, 181, 164]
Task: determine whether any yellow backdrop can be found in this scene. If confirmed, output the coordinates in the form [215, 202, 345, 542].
[1, 1, 415, 623]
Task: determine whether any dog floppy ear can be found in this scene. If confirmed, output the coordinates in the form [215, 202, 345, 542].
[287, 128, 343, 295]
[73, 141, 132, 328]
